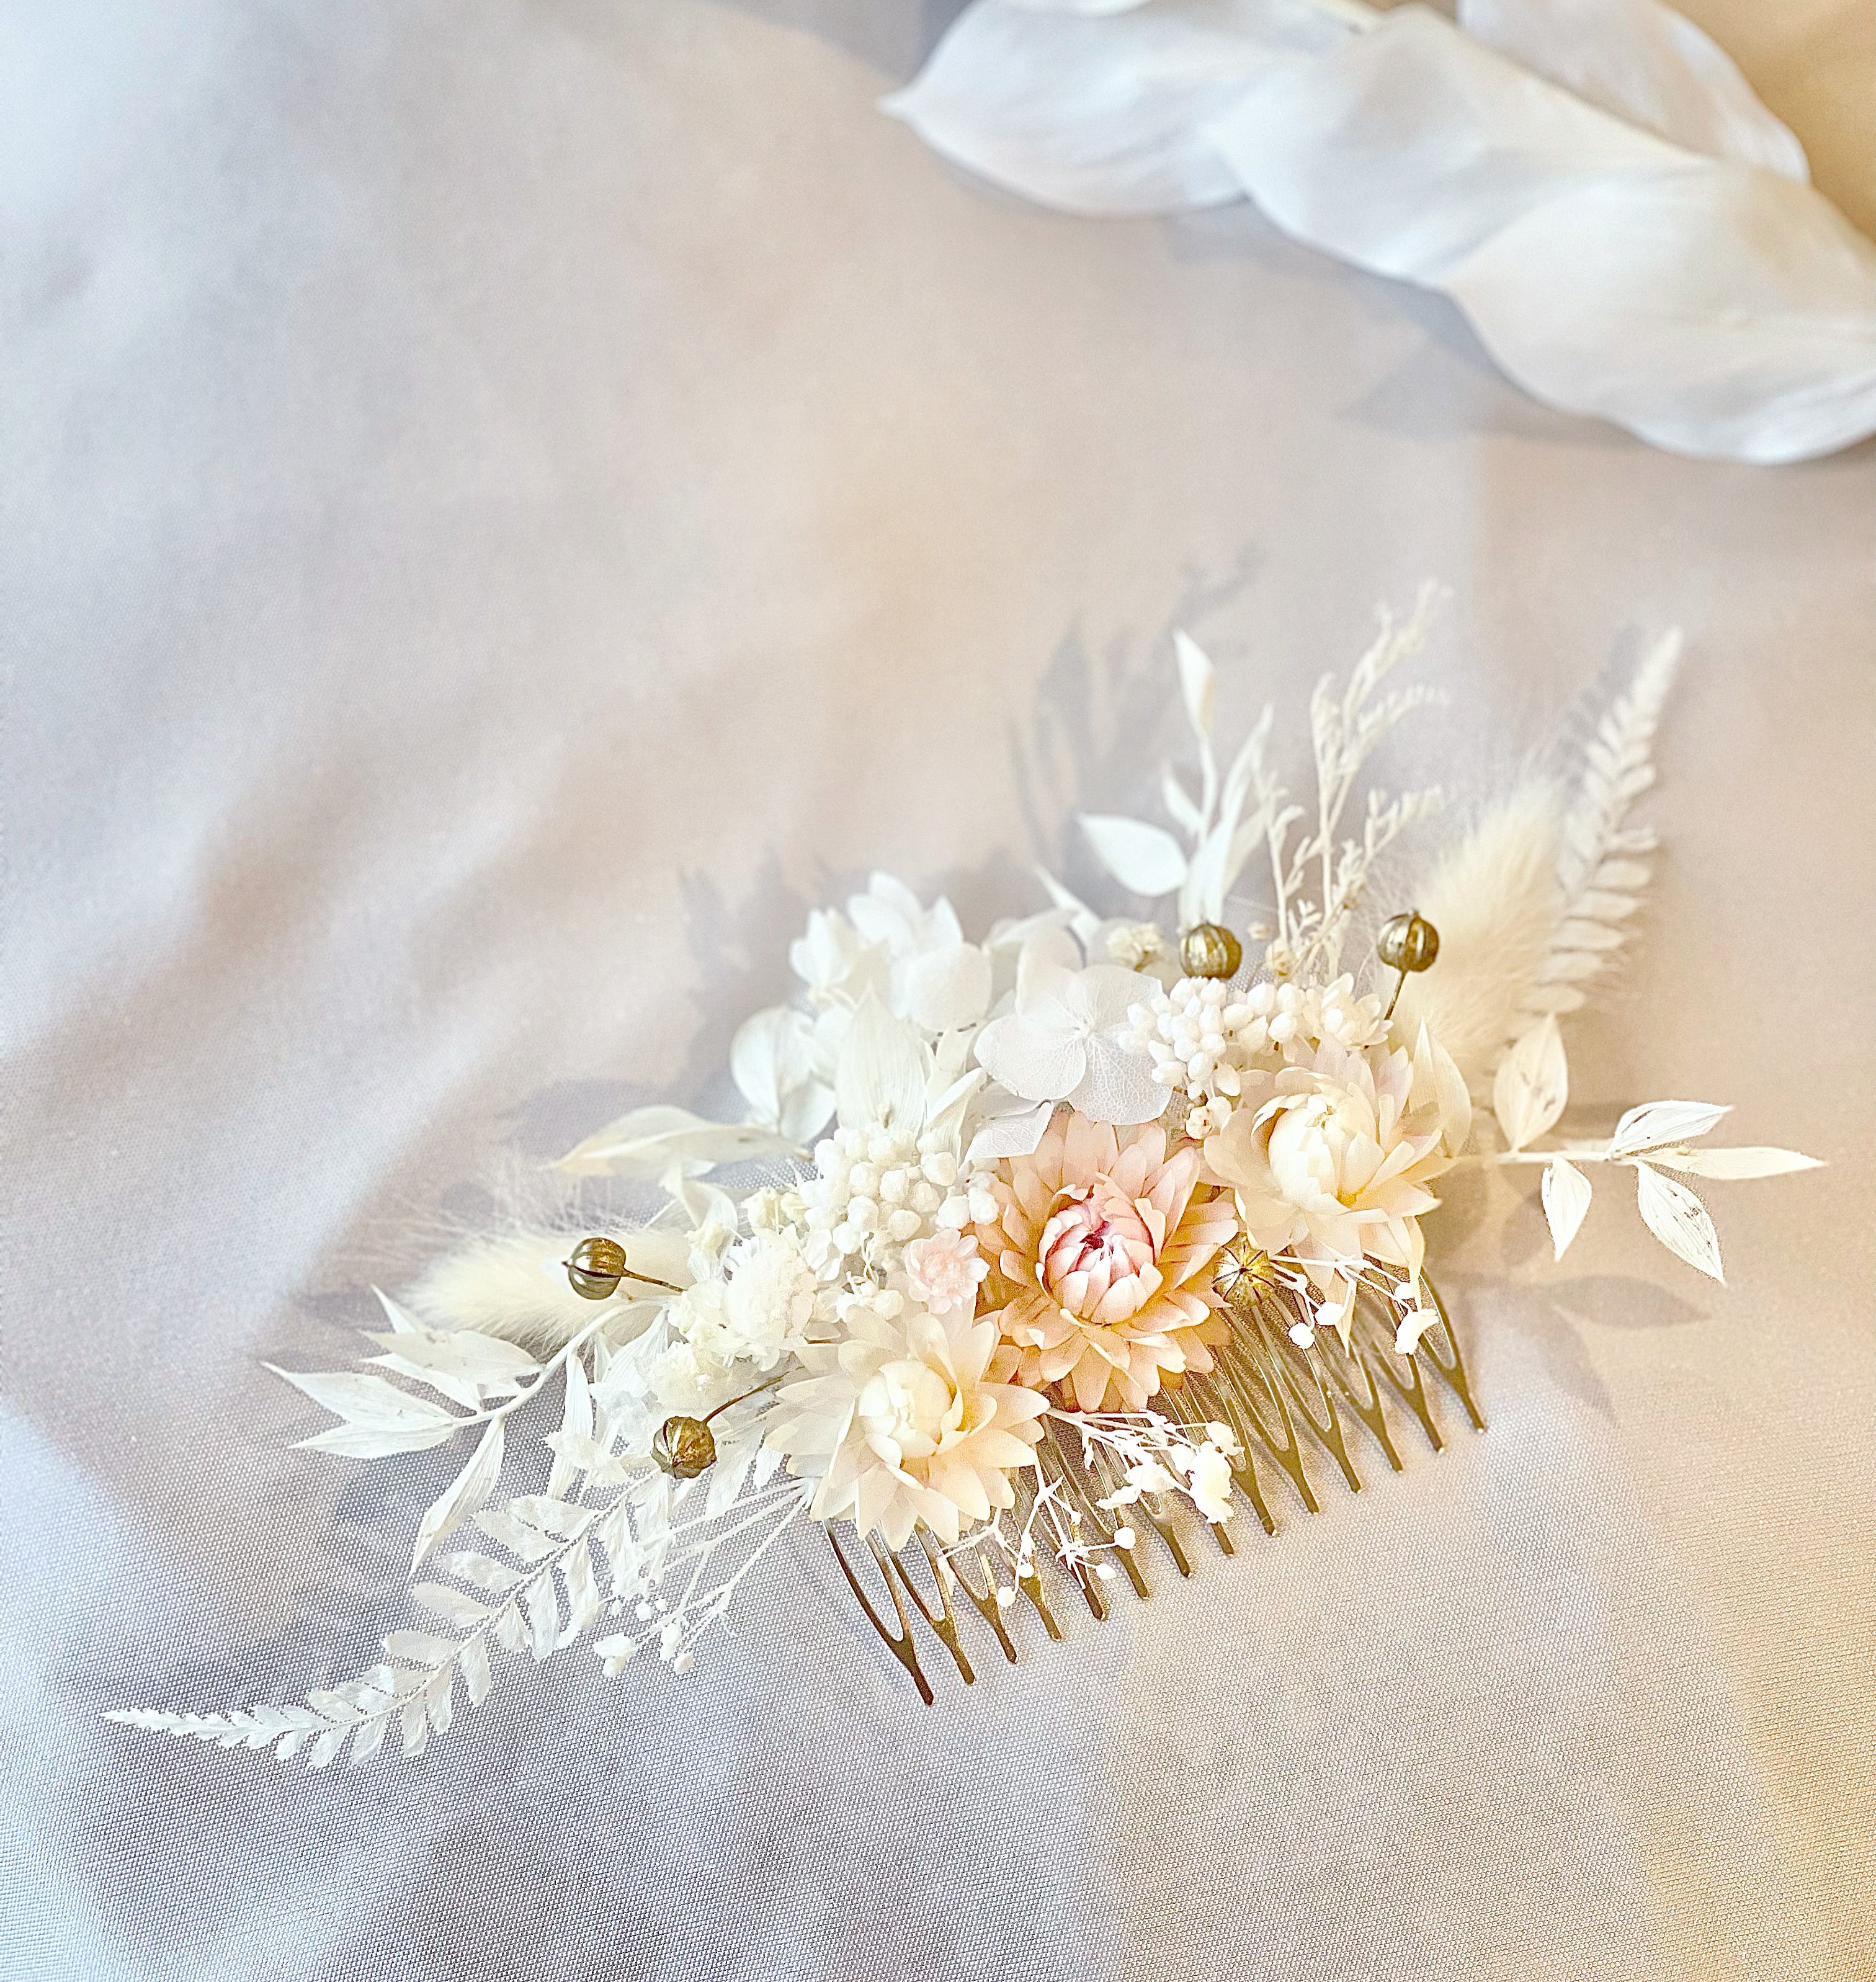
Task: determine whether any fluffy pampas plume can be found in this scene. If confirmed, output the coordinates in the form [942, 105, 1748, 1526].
[1391, 781, 1563, 1091]
[1393, 631, 1681, 1092]
[403, 1226, 692, 1354]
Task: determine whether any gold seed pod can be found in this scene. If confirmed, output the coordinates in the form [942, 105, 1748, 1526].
[1179, 922, 1243, 980]
[1376, 910, 1439, 975]
[1212, 1233, 1277, 1321]
[653, 1414, 717, 1480]
[566, 1234, 628, 1300]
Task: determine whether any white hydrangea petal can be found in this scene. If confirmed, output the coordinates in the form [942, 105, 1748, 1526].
[965, 1099, 1056, 1164]
[973, 1009, 1086, 1102]
[834, 993, 932, 1133]
[1064, 963, 1161, 1032]
[1069, 1030, 1169, 1127]
[896, 943, 994, 1033]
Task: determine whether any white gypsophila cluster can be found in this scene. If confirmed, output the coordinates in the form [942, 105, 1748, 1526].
[1127, 971, 1390, 1139]
[798, 1122, 969, 1279]
[1102, 921, 1177, 978]
[652, 1229, 823, 1413]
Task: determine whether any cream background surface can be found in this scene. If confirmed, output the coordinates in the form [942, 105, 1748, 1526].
[2, 4, 1872, 1979]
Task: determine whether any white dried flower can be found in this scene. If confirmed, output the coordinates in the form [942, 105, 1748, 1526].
[800, 1122, 968, 1280]
[1104, 921, 1177, 978]
[901, 1228, 989, 1316]
[1128, 971, 1389, 1136]
[1185, 1444, 1236, 1525]
[766, 1293, 1047, 1549]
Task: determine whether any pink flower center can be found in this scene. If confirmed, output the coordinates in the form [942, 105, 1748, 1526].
[1037, 1181, 1156, 1319]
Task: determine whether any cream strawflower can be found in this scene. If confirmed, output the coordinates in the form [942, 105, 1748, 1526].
[1204, 1035, 1465, 1315]
[974, 1110, 1236, 1413]
[765, 1291, 1047, 1549]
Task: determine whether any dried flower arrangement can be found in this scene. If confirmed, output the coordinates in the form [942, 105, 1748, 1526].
[111, 592, 1817, 1757]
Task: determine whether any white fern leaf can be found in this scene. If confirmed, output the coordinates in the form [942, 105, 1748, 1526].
[411, 1418, 506, 1571]
[1526, 631, 1680, 1024]
[269, 1367, 461, 1459]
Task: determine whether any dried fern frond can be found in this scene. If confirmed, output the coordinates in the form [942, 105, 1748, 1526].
[1522, 630, 1681, 1026]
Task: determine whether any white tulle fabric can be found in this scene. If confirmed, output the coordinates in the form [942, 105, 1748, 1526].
[887, 0, 1876, 463]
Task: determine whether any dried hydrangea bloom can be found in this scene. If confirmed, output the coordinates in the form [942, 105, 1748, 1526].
[974, 1111, 1237, 1413]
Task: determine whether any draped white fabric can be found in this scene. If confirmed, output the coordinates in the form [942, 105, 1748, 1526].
[887, 0, 1876, 463]
[2, 3, 1872, 1978]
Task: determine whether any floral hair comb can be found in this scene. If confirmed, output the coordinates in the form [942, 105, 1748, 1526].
[110, 592, 1818, 1756]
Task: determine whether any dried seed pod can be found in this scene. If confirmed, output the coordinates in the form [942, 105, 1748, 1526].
[1179, 922, 1243, 980]
[1376, 910, 1439, 975]
[1212, 1234, 1278, 1321]
[653, 1415, 717, 1480]
[566, 1235, 628, 1300]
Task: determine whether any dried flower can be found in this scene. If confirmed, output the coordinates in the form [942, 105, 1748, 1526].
[902, 1228, 989, 1316]
[973, 932, 1163, 1124]
[1184, 1444, 1235, 1524]
[1204, 1037, 1463, 1329]
[766, 1293, 1047, 1548]
[974, 1112, 1237, 1412]
[1127, 972, 1388, 1138]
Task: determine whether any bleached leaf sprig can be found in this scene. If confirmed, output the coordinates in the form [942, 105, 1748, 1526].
[1077, 629, 1278, 930]
[1488, 1019, 1820, 1278]
[1076, 591, 1440, 976]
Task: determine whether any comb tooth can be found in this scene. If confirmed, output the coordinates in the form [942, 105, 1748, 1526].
[1316, 1310, 1405, 1474]
[940, 1541, 1020, 1664]
[1034, 1439, 1108, 1619]
[1412, 1276, 1486, 1431]
[1018, 1566, 1065, 1639]
[1148, 1378, 1236, 1556]
[1006, 1471, 1066, 1638]
[890, 1533, 976, 1687]
[1352, 1303, 1446, 1453]
[1218, 1323, 1321, 1516]
[830, 1289, 1483, 1698]
[1138, 1506, 1195, 1574]
[1261, 1300, 1365, 1496]
[828, 1526, 934, 1704]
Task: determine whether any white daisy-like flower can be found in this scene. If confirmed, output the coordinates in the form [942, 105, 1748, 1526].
[1204, 1034, 1467, 1339]
[765, 1291, 1047, 1550]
